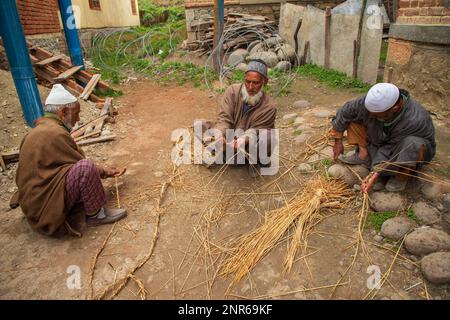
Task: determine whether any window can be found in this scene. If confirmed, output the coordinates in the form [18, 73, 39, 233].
[131, 0, 137, 15]
[89, 0, 101, 11]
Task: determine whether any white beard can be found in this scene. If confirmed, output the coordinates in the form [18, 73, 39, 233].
[241, 86, 263, 106]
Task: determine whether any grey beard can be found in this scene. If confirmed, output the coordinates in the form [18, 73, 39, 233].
[241, 86, 263, 106]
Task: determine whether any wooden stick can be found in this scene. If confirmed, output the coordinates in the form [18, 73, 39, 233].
[77, 135, 116, 146]
[115, 177, 121, 209]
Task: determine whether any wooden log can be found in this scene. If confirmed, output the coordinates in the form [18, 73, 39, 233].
[71, 115, 108, 139]
[1, 150, 19, 162]
[77, 135, 116, 146]
[54, 65, 83, 82]
[0, 155, 6, 171]
[80, 74, 101, 100]
[100, 98, 114, 116]
[35, 55, 64, 67]
[30, 46, 112, 92]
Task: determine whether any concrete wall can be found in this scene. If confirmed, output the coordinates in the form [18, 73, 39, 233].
[280, 3, 382, 83]
[72, 0, 141, 29]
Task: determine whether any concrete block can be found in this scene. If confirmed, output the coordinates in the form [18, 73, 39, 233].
[279, 3, 306, 50]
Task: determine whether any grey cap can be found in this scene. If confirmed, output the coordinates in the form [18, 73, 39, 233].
[246, 59, 268, 79]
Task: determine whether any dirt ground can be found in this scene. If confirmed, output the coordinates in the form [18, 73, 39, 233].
[0, 69, 449, 300]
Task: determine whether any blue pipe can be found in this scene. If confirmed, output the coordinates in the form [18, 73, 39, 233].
[0, 0, 44, 127]
[58, 0, 84, 68]
[218, 0, 224, 36]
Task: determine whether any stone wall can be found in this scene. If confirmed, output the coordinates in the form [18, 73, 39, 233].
[384, 36, 450, 114]
[383, 0, 450, 113]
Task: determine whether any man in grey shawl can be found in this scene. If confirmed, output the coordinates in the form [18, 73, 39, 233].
[196, 59, 277, 177]
[330, 83, 436, 193]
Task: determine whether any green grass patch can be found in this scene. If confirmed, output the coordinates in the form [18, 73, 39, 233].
[379, 40, 388, 65]
[320, 159, 333, 167]
[296, 64, 371, 92]
[293, 128, 303, 136]
[367, 211, 398, 231]
[407, 208, 419, 223]
[93, 87, 123, 98]
[139, 0, 185, 24]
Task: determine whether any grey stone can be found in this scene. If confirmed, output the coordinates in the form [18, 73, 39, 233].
[411, 202, 441, 225]
[313, 110, 333, 118]
[370, 192, 407, 212]
[421, 252, 450, 284]
[320, 146, 334, 159]
[293, 117, 306, 126]
[373, 182, 385, 191]
[274, 61, 292, 71]
[297, 163, 313, 173]
[249, 43, 267, 55]
[265, 36, 283, 48]
[381, 217, 414, 241]
[228, 49, 249, 66]
[282, 113, 297, 121]
[293, 100, 311, 109]
[236, 63, 248, 72]
[442, 194, 450, 209]
[294, 134, 308, 145]
[327, 164, 368, 186]
[276, 44, 296, 62]
[247, 40, 261, 53]
[421, 182, 444, 200]
[248, 51, 279, 68]
[404, 227, 450, 256]
[354, 184, 362, 191]
[374, 235, 384, 243]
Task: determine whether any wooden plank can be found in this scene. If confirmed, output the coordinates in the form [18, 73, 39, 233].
[0, 155, 6, 171]
[77, 135, 116, 146]
[80, 74, 101, 100]
[54, 65, 83, 82]
[71, 115, 108, 139]
[100, 98, 114, 116]
[35, 55, 64, 67]
[1, 150, 19, 162]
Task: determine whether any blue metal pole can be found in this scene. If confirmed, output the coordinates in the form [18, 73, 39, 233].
[218, 0, 224, 37]
[58, 0, 84, 68]
[0, 0, 44, 127]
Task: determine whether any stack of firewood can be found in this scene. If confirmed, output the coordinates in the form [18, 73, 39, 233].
[184, 13, 277, 55]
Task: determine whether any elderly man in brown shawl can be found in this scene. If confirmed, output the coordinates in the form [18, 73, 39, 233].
[197, 59, 277, 177]
[10, 84, 127, 237]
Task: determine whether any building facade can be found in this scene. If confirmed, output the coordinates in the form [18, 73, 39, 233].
[1, 0, 141, 61]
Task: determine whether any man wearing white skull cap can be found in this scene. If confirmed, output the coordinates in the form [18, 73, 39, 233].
[11, 84, 128, 237]
[330, 83, 435, 193]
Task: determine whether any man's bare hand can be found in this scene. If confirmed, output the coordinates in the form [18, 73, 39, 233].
[361, 172, 379, 194]
[103, 166, 127, 178]
[333, 139, 344, 161]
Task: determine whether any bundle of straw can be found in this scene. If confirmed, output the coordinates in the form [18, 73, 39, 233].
[219, 176, 354, 287]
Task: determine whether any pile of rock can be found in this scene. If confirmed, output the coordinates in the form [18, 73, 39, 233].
[185, 13, 277, 54]
[371, 193, 450, 285]
[226, 37, 297, 73]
